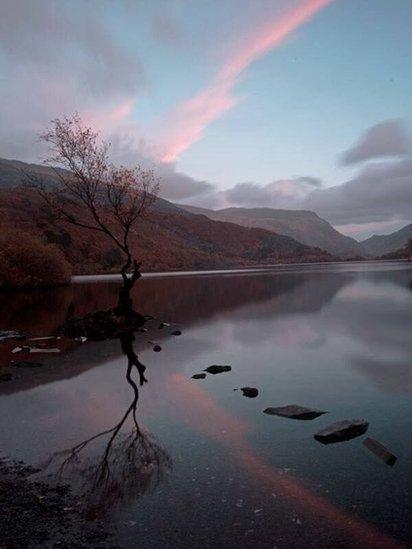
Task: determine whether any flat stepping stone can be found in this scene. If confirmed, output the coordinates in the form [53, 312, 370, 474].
[314, 419, 368, 444]
[240, 387, 258, 398]
[204, 365, 231, 375]
[264, 405, 327, 420]
[10, 361, 43, 368]
[192, 373, 206, 380]
[363, 437, 397, 466]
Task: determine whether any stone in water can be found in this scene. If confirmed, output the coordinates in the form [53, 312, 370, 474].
[363, 437, 397, 466]
[192, 373, 206, 380]
[314, 419, 368, 444]
[204, 365, 231, 375]
[240, 387, 259, 398]
[264, 405, 327, 420]
[0, 330, 26, 342]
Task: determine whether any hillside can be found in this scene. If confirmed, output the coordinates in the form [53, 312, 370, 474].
[0, 158, 333, 273]
[361, 224, 412, 257]
[0, 188, 332, 273]
[381, 239, 412, 260]
[181, 205, 364, 258]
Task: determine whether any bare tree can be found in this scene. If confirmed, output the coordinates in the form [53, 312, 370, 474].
[28, 114, 159, 312]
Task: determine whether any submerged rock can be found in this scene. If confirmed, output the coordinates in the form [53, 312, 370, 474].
[0, 330, 26, 342]
[171, 330, 182, 336]
[192, 373, 206, 380]
[314, 419, 368, 444]
[204, 365, 232, 375]
[10, 361, 43, 369]
[240, 387, 259, 398]
[0, 373, 12, 382]
[363, 437, 397, 466]
[264, 405, 327, 420]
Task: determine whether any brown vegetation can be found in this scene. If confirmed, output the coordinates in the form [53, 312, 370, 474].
[0, 187, 333, 277]
[0, 229, 71, 289]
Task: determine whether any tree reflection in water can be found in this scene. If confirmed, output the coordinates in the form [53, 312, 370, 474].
[45, 331, 172, 519]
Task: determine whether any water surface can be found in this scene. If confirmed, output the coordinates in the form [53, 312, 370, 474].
[0, 261, 411, 547]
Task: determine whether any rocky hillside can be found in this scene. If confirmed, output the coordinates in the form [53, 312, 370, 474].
[381, 239, 412, 260]
[182, 205, 364, 258]
[361, 224, 412, 257]
[0, 183, 333, 275]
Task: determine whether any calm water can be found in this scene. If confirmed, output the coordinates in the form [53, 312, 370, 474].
[0, 261, 411, 548]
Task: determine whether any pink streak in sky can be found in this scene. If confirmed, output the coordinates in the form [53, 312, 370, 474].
[156, 0, 334, 164]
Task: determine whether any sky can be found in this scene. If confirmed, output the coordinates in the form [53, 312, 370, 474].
[1, 0, 412, 240]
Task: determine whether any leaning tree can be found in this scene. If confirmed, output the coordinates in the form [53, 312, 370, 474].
[29, 114, 159, 312]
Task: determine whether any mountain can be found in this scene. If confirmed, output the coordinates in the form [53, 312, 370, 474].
[181, 205, 364, 258]
[0, 159, 333, 273]
[0, 157, 68, 189]
[380, 239, 412, 260]
[361, 224, 412, 257]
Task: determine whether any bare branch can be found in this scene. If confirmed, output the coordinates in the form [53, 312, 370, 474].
[29, 113, 160, 308]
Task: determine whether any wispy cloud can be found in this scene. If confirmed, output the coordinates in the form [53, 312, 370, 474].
[155, 0, 334, 163]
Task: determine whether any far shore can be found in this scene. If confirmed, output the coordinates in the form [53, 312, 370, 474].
[72, 258, 410, 283]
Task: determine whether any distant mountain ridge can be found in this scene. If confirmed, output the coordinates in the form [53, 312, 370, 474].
[181, 205, 364, 258]
[0, 158, 333, 273]
[361, 224, 412, 257]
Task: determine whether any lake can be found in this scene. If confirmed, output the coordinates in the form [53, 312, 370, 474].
[0, 261, 411, 548]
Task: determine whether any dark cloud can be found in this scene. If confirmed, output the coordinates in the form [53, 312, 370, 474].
[210, 177, 322, 210]
[0, 0, 146, 161]
[187, 121, 412, 233]
[304, 158, 412, 225]
[156, 165, 215, 201]
[341, 120, 411, 165]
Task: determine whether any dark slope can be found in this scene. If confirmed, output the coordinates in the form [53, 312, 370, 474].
[0, 158, 333, 273]
[362, 224, 412, 257]
[181, 205, 364, 258]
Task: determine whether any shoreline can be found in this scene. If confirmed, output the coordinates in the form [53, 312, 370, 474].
[0, 458, 112, 548]
[72, 258, 411, 283]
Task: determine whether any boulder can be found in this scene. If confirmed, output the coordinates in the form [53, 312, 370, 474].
[363, 437, 397, 466]
[153, 345, 162, 352]
[264, 405, 327, 420]
[63, 307, 146, 340]
[314, 419, 368, 444]
[240, 387, 259, 398]
[204, 365, 231, 375]
[192, 373, 206, 380]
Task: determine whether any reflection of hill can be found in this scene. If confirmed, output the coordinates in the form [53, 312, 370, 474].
[0, 270, 349, 394]
[1, 270, 350, 334]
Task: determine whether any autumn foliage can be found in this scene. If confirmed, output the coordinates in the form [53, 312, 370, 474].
[0, 229, 72, 289]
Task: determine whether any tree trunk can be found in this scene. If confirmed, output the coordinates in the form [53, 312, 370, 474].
[118, 258, 142, 313]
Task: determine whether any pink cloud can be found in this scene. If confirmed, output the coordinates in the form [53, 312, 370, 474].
[155, 0, 334, 163]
